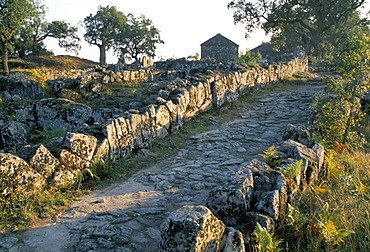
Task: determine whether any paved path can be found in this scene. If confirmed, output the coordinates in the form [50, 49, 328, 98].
[1, 73, 325, 252]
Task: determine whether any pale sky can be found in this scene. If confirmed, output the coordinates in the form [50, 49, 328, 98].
[42, 0, 270, 64]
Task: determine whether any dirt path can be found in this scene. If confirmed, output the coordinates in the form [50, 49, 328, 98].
[0, 72, 325, 252]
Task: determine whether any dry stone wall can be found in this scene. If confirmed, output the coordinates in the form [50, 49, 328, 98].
[0, 58, 308, 197]
[158, 126, 325, 251]
[42, 68, 153, 84]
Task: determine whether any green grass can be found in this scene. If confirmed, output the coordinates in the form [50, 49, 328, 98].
[277, 148, 370, 251]
[0, 187, 88, 231]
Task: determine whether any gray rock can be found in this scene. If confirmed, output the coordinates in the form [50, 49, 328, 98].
[0, 153, 45, 195]
[207, 166, 254, 226]
[282, 124, 314, 147]
[35, 98, 92, 131]
[63, 132, 97, 161]
[0, 76, 43, 99]
[279, 139, 321, 185]
[222, 227, 245, 252]
[159, 205, 226, 251]
[0, 236, 19, 249]
[75, 239, 98, 252]
[0, 121, 29, 151]
[28, 144, 60, 178]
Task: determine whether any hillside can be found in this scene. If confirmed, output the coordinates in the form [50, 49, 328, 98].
[6, 55, 99, 72]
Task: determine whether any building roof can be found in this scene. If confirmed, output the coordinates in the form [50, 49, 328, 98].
[250, 43, 275, 53]
[201, 33, 239, 47]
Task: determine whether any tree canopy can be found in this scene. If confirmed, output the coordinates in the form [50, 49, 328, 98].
[14, 4, 80, 57]
[114, 14, 164, 62]
[0, 0, 37, 75]
[228, 0, 368, 57]
[83, 5, 127, 65]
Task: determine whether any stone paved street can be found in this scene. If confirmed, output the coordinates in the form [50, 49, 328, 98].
[1, 75, 325, 252]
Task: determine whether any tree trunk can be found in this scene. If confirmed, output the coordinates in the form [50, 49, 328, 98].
[99, 43, 106, 65]
[343, 80, 359, 143]
[2, 41, 9, 76]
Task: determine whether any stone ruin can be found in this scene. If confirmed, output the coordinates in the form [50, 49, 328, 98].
[158, 125, 325, 251]
[0, 56, 308, 218]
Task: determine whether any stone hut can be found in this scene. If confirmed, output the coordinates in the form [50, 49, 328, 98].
[201, 34, 239, 62]
[250, 43, 278, 58]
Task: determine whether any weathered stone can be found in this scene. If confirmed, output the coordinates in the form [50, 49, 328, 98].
[0, 153, 44, 195]
[92, 107, 125, 124]
[0, 236, 19, 249]
[152, 104, 171, 138]
[63, 132, 97, 161]
[222, 227, 245, 252]
[159, 205, 226, 252]
[103, 117, 134, 158]
[206, 166, 254, 226]
[312, 143, 325, 174]
[75, 239, 98, 252]
[245, 212, 275, 232]
[59, 149, 90, 170]
[14, 104, 35, 122]
[282, 124, 314, 147]
[35, 98, 92, 131]
[29, 144, 60, 178]
[278, 140, 321, 185]
[0, 121, 29, 151]
[94, 139, 110, 160]
[51, 168, 75, 188]
[0, 76, 43, 99]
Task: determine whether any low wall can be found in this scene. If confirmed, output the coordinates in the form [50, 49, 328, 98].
[0, 58, 308, 196]
[158, 128, 325, 251]
[42, 68, 153, 84]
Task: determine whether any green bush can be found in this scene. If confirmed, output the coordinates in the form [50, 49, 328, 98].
[234, 50, 262, 67]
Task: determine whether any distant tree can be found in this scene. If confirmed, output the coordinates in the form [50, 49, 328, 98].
[83, 5, 127, 65]
[14, 4, 80, 57]
[0, 0, 37, 75]
[228, 0, 367, 57]
[114, 14, 164, 62]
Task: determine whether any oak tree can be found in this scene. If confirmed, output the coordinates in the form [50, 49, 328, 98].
[0, 0, 36, 75]
[15, 4, 80, 57]
[228, 0, 367, 57]
[114, 14, 163, 62]
[83, 5, 127, 65]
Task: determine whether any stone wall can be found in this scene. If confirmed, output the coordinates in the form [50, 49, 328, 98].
[41, 68, 153, 84]
[0, 58, 308, 198]
[201, 45, 239, 62]
[159, 126, 325, 251]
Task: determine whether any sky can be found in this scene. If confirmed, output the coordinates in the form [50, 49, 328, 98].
[42, 0, 270, 64]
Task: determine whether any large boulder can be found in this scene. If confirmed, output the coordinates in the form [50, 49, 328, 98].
[159, 205, 226, 252]
[206, 166, 254, 227]
[0, 153, 44, 195]
[278, 140, 324, 186]
[27, 144, 61, 178]
[0, 76, 43, 99]
[282, 124, 314, 147]
[249, 160, 288, 222]
[63, 132, 97, 161]
[35, 98, 92, 131]
[0, 121, 29, 151]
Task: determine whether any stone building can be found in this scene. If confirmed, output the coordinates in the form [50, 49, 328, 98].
[201, 34, 239, 62]
[250, 43, 278, 58]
